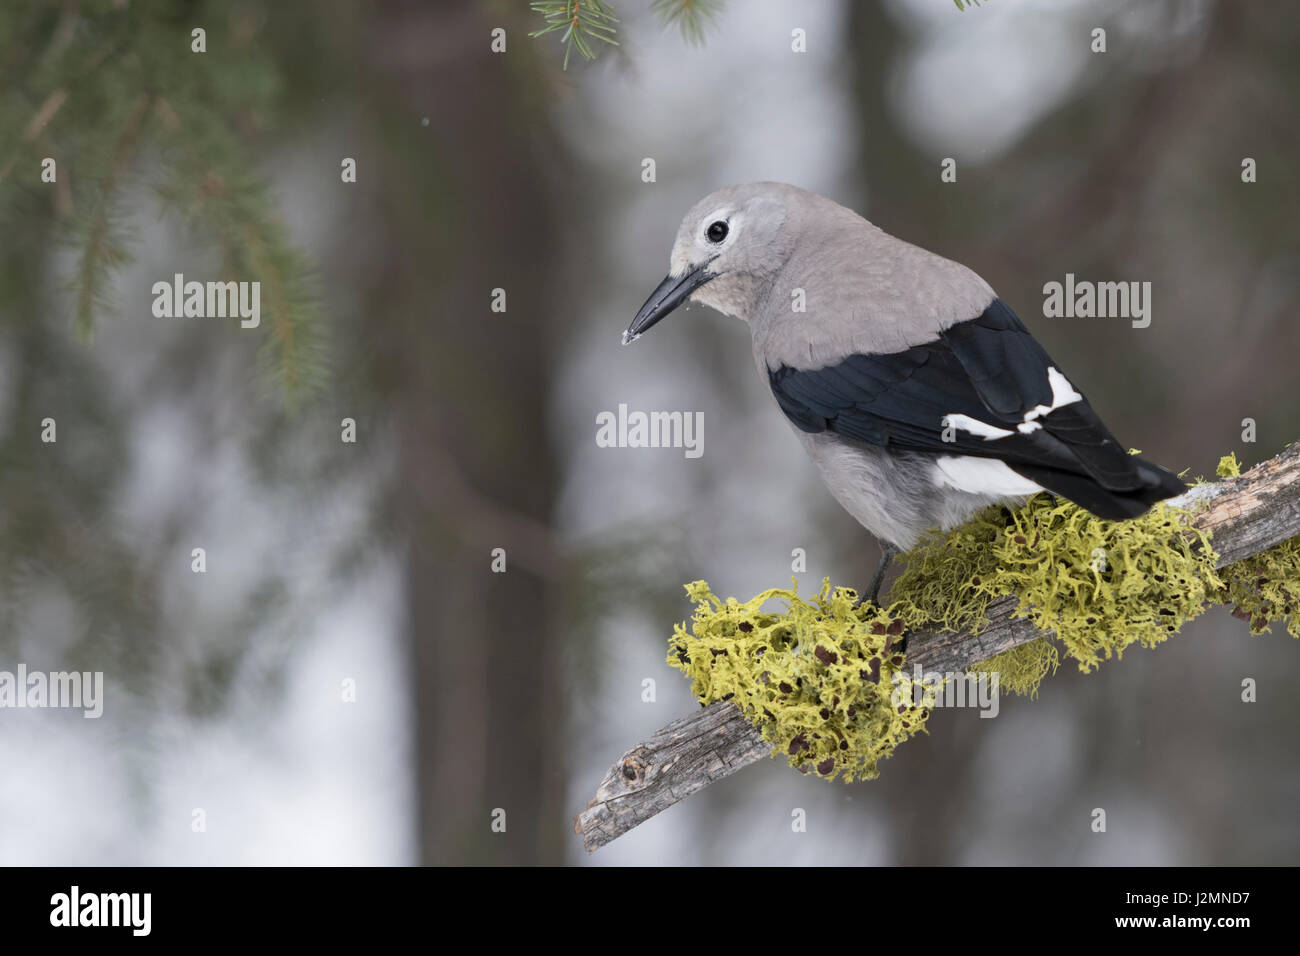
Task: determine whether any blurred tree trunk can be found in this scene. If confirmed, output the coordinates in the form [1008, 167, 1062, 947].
[848, 3, 954, 247]
[366, 0, 567, 865]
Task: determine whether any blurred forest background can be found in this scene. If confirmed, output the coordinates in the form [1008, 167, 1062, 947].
[0, 0, 1296, 865]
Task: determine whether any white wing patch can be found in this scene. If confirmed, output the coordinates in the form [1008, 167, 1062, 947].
[940, 414, 1013, 440]
[931, 456, 1047, 496]
[1017, 367, 1083, 433]
[942, 366, 1082, 441]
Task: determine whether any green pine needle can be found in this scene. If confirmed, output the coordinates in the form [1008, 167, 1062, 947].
[529, 0, 620, 70]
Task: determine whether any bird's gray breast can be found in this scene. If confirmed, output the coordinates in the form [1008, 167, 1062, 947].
[792, 430, 1015, 550]
[792, 431, 925, 548]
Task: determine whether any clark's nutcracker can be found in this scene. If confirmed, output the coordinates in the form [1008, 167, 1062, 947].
[623, 182, 1184, 603]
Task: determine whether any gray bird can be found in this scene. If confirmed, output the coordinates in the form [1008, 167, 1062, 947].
[623, 182, 1184, 604]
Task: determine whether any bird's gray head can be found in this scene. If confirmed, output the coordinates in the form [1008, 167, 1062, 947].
[623, 182, 805, 344]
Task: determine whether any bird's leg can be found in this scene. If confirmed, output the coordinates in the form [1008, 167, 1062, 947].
[856, 543, 900, 607]
[868, 544, 899, 604]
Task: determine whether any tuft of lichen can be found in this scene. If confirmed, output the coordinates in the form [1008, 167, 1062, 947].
[668, 579, 932, 782]
[885, 493, 1224, 674]
[1218, 538, 1300, 637]
[1199, 454, 1300, 637]
[1217, 453, 1242, 478]
[977, 637, 1060, 698]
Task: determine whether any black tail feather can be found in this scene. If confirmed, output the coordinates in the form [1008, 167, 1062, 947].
[1010, 457, 1185, 521]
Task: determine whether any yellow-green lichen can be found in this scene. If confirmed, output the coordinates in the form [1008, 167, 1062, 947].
[976, 498, 1218, 671]
[668, 579, 932, 782]
[882, 491, 1224, 678]
[670, 450, 1300, 781]
[1217, 452, 1242, 478]
[976, 637, 1060, 698]
[1218, 539, 1300, 637]
[1203, 453, 1300, 637]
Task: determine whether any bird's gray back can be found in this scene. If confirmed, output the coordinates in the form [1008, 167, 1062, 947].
[750, 198, 996, 374]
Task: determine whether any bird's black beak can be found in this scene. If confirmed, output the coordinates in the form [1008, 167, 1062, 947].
[623, 265, 713, 345]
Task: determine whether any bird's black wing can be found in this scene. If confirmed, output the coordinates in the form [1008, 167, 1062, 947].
[768, 298, 1184, 519]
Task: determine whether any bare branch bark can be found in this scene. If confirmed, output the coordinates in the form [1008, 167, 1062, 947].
[576, 444, 1300, 852]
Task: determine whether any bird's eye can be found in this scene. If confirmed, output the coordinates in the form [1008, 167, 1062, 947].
[706, 220, 729, 243]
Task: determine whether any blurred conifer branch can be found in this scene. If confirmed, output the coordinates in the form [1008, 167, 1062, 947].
[530, 0, 727, 68]
[651, 0, 723, 44]
[0, 2, 322, 407]
[529, 0, 620, 69]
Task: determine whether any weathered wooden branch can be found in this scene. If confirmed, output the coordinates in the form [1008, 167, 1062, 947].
[576, 444, 1300, 852]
